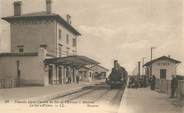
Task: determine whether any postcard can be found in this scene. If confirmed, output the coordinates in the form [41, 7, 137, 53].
[0, 0, 183, 113]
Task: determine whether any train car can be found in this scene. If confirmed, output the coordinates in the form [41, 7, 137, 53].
[106, 60, 128, 89]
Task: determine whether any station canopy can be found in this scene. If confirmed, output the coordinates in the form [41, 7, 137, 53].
[44, 55, 100, 67]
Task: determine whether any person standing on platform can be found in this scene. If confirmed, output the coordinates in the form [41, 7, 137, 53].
[151, 75, 156, 90]
[76, 75, 79, 84]
[143, 75, 147, 87]
[68, 76, 71, 84]
[149, 75, 152, 86]
[170, 75, 178, 98]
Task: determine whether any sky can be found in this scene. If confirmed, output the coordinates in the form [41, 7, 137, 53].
[0, 0, 184, 74]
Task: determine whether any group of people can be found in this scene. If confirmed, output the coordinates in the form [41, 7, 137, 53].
[128, 75, 148, 88]
[149, 75, 178, 98]
[66, 75, 80, 84]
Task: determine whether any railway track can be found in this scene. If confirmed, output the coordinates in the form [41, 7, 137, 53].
[53, 86, 98, 101]
[93, 89, 111, 102]
[53, 83, 126, 113]
[68, 88, 101, 101]
[75, 87, 112, 102]
[54, 84, 125, 102]
[53, 84, 109, 101]
[110, 88, 124, 105]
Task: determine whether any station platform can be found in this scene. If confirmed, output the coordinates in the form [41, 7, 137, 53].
[0, 80, 103, 102]
[118, 88, 183, 113]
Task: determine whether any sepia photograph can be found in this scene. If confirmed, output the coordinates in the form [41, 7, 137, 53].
[0, 0, 184, 113]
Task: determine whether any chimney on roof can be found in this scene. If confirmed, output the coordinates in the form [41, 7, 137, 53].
[168, 55, 171, 58]
[46, 0, 52, 14]
[13, 1, 22, 16]
[66, 14, 72, 24]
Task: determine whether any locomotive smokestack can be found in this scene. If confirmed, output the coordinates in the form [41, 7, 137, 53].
[114, 60, 119, 70]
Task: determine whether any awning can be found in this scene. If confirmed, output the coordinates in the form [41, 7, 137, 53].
[44, 55, 100, 67]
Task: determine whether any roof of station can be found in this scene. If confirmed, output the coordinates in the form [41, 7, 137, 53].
[2, 11, 81, 36]
[44, 55, 100, 67]
[0, 52, 38, 57]
[143, 56, 181, 66]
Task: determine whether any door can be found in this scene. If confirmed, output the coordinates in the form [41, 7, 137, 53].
[58, 67, 62, 84]
[66, 67, 70, 84]
[160, 69, 166, 79]
[48, 65, 53, 84]
[16, 60, 21, 87]
[72, 68, 75, 82]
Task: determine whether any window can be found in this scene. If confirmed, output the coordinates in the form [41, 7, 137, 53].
[66, 47, 70, 56]
[59, 29, 62, 40]
[17, 45, 24, 53]
[59, 45, 62, 57]
[72, 38, 77, 47]
[66, 34, 69, 44]
[84, 72, 87, 77]
[19, 48, 24, 53]
[72, 50, 77, 55]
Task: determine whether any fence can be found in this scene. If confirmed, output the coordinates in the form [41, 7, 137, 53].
[156, 79, 184, 98]
[0, 79, 18, 88]
[0, 79, 44, 89]
[177, 80, 184, 99]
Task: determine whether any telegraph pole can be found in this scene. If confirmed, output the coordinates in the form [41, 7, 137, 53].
[142, 57, 146, 75]
[150, 47, 156, 77]
[138, 61, 141, 78]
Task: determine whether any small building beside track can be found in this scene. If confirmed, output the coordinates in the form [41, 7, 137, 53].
[143, 56, 181, 80]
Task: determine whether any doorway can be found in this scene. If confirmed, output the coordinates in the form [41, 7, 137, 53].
[72, 68, 75, 82]
[58, 67, 62, 84]
[16, 60, 21, 87]
[48, 65, 53, 84]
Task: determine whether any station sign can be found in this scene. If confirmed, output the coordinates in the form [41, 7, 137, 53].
[157, 62, 170, 66]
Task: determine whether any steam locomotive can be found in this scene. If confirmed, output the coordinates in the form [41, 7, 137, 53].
[106, 60, 128, 89]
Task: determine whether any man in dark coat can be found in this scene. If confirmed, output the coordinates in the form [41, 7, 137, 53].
[76, 75, 79, 84]
[143, 75, 147, 87]
[151, 75, 156, 90]
[170, 75, 178, 98]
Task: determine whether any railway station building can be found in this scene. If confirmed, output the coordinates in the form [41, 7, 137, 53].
[92, 65, 109, 80]
[144, 56, 181, 80]
[0, 0, 104, 88]
[78, 65, 109, 82]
